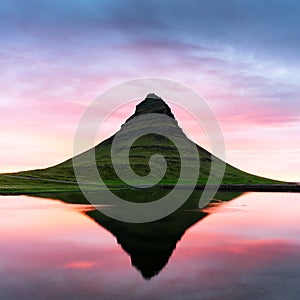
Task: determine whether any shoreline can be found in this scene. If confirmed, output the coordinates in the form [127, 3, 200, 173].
[160, 183, 300, 192]
[0, 173, 299, 195]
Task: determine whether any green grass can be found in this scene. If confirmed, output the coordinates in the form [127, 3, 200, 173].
[0, 133, 281, 195]
[0, 135, 280, 195]
[0, 175, 80, 195]
[0, 97, 283, 195]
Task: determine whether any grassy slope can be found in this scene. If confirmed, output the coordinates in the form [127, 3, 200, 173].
[0, 97, 282, 195]
[0, 133, 280, 195]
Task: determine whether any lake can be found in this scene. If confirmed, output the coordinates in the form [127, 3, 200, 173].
[1, 192, 300, 299]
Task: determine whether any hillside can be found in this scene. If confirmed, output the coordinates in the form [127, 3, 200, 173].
[0, 94, 284, 195]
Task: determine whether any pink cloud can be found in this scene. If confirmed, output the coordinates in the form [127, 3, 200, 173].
[64, 261, 95, 269]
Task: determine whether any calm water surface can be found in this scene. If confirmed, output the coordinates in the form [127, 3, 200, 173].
[1, 192, 300, 299]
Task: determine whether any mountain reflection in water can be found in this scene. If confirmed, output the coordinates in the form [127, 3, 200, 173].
[1, 191, 300, 299]
[35, 188, 242, 279]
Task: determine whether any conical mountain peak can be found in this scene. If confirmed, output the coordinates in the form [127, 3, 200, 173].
[126, 94, 175, 122]
[146, 93, 161, 99]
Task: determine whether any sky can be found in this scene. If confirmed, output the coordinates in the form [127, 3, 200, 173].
[0, 0, 299, 181]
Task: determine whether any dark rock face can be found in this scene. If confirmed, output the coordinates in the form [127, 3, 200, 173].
[126, 93, 175, 122]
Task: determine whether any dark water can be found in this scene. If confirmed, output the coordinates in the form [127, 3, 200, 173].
[1, 192, 300, 299]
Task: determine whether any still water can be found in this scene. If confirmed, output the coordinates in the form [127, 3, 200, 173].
[1, 192, 300, 299]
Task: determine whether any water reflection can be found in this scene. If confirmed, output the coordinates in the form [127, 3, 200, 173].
[34, 188, 242, 279]
[1, 192, 300, 299]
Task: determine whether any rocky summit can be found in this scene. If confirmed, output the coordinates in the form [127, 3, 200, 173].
[125, 93, 175, 122]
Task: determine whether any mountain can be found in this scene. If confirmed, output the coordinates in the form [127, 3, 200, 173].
[0, 93, 284, 195]
[0, 94, 288, 194]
